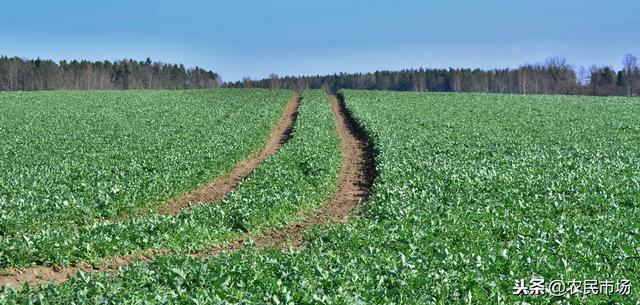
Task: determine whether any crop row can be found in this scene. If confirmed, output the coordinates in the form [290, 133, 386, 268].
[0, 89, 292, 236]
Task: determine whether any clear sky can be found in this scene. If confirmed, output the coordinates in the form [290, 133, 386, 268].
[2, 0, 638, 81]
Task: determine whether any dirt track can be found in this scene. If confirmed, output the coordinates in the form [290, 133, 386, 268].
[193, 94, 375, 255]
[0, 94, 376, 289]
[0, 95, 300, 289]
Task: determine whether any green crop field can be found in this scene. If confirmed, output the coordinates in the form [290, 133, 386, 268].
[0, 89, 341, 269]
[0, 89, 292, 236]
[1, 89, 639, 304]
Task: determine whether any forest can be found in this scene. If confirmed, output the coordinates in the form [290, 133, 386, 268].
[0, 56, 220, 91]
[1, 55, 638, 96]
[229, 55, 640, 96]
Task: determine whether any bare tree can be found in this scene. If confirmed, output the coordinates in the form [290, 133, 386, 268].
[544, 56, 573, 93]
[450, 70, 462, 92]
[576, 65, 589, 94]
[623, 54, 638, 96]
[577, 66, 589, 86]
[517, 67, 528, 94]
[268, 73, 279, 89]
[6, 59, 18, 90]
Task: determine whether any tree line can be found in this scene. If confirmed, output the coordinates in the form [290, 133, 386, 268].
[2, 54, 638, 96]
[227, 55, 640, 97]
[0, 56, 220, 91]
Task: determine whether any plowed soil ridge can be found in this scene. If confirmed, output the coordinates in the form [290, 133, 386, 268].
[0, 94, 376, 289]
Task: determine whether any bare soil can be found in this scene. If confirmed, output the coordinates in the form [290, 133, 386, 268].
[0, 94, 376, 289]
[208, 94, 376, 251]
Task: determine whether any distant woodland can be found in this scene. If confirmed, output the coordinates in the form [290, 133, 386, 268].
[229, 55, 640, 97]
[1, 54, 639, 96]
[0, 57, 219, 91]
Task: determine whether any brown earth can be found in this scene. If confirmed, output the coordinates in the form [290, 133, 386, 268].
[193, 94, 375, 256]
[0, 94, 376, 289]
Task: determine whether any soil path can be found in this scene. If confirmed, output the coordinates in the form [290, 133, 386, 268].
[0, 94, 376, 289]
[193, 94, 376, 255]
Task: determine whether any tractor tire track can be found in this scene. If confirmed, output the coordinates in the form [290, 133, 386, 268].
[156, 94, 300, 215]
[0, 93, 376, 289]
[0, 95, 301, 288]
[194, 94, 376, 253]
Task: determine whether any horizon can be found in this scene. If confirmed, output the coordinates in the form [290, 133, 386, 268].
[2, 0, 639, 82]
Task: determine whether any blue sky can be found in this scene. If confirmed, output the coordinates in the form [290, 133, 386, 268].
[2, 0, 638, 81]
